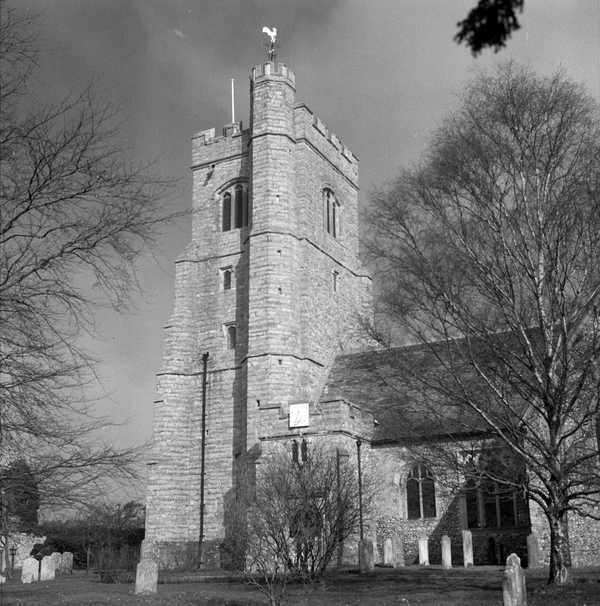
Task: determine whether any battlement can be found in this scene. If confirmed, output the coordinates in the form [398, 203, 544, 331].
[192, 121, 248, 147]
[250, 62, 296, 87]
[293, 103, 358, 177]
[312, 113, 357, 163]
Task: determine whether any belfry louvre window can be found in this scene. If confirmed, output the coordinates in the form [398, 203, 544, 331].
[323, 188, 340, 238]
[222, 183, 249, 231]
[406, 463, 436, 520]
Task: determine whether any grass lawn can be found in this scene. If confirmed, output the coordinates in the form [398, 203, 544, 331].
[1, 566, 599, 606]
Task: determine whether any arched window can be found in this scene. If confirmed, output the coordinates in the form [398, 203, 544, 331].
[323, 188, 340, 238]
[234, 185, 244, 229]
[222, 192, 232, 231]
[291, 439, 309, 465]
[222, 183, 249, 231]
[406, 464, 436, 520]
[224, 324, 236, 350]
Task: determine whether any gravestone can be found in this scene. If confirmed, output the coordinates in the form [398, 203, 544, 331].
[40, 555, 56, 581]
[418, 536, 429, 566]
[383, 538, 393, 565]
[462, 529, 474, 567]
[359, 538, 375, 573]
[61, 551, 73, 574]
[391, 534, 405, 567]
[502, 553, 527, 606]
[441, 535, 452, 569]
[50, 552, 62, 576]
[526, 534, 540, 568]
[135, 559, 158, 595]
[21, 556, 39, 583]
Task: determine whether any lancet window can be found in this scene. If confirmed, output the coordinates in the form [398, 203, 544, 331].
[222, 183, 249, 231]
[323, 188, 340, 238]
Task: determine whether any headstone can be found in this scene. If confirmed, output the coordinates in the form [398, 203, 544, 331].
[21, 556, 39, 583]
[502, 553, 527, 606]
[462, 529, 474, 567]
[441, 535, 452, 569]
[358, 538, 375, 573]
[50, 552, 62, 576]
[418, 536, 429, 566]
[526, 534, 539, 568]
[135, 559, 158, 595]
[391, 534, 405, 567]
[61, 551, 73, 574]
[40, 555, 56, 581]
[383, 538, 393, 565]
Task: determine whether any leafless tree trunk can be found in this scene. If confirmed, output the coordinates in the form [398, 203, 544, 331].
[367, 63, 600, 584]
[0, 6, 177, 527]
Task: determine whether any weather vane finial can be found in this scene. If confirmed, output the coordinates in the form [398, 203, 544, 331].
[262, 26, 278, 63]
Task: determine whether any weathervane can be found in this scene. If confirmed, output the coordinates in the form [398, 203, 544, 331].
[262, 26, 278, 63]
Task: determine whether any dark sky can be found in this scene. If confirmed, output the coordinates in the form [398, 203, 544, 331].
[10, 0, 600, 481]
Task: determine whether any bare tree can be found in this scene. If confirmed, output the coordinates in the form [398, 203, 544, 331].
[0, 5, 175, 549]
[367, 63, 600, 584]
[239, 444, 365, 605]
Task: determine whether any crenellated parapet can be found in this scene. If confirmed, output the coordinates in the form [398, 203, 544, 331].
[294, 104, 358, 184]
[250, 62, 296, 88]
[191, 121, 249, 167]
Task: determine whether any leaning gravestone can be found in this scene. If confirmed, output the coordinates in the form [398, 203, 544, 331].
[441, 535, 452, 569]
[359, 538, 375, 572]
[418, 536, 429, 566]
[502, 553, 527, 606]
[40, 555, 56, 581]
[21, 556, 39, 583]
[462, 529, 474, 567]
[135, 559, 158, 595]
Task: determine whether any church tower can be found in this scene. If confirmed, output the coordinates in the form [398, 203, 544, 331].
[143, 57, 372, 568]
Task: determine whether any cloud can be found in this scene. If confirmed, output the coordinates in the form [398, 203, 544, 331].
[172, 28, 186, 39]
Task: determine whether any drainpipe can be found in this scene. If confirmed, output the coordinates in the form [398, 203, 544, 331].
[357, 438, 364, 541]
[198, 352, 209, 566]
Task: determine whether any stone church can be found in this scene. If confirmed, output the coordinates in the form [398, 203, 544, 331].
[142, 56, 599, 570]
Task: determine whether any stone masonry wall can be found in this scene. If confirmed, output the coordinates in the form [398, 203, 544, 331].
[143, 61, 372, 568]
[529, 500, 600, 567]
[365, 445, 530, 566]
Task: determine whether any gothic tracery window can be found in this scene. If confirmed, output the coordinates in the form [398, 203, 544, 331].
[465, 478, 518, 528]
[406, 463, 436, 520]
[222, 183, 248, 231]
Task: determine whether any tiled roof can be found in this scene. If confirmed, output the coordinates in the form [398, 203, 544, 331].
[321, 343, 492, 443]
